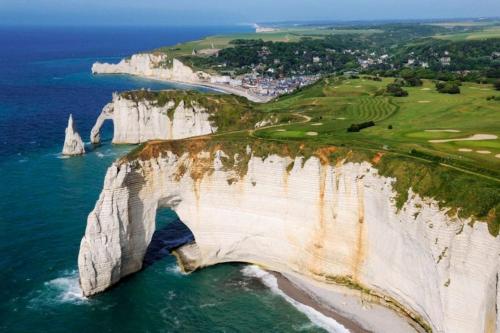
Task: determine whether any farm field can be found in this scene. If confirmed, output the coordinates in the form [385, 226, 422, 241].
[434, 26, 500, 40]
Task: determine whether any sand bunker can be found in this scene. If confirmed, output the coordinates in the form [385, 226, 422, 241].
[458, 148, 472, 152]
[425, 129, 461, 133]
[336, 117, 347, 120]
[355, 85, 362, 88]
[421, 88, 431, 91]
[429, 134, 498, 143]
[311, 123, 323, 126]
[275, 129, 286, 132]
[418, 101, 431, 103]
[496, 154, 500, 159]
[306, 132, 318, 136]
[477, 150, 491, 154]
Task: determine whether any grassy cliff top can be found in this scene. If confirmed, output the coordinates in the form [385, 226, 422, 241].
[121, 76, 500, 235]
[119, 90, 264, 132]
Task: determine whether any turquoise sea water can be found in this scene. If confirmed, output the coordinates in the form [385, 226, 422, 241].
[0, 26, 334, 332]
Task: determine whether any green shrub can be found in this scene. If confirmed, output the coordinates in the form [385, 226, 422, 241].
[386, 83, 409, 97]
[494, 79, 500, 91]
[436, 81, 460, 94]
[347, 121, 375, 132]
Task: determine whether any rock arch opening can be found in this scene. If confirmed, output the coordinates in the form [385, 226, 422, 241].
[90, 102, 114, 144]
[143, 208, 196, 269]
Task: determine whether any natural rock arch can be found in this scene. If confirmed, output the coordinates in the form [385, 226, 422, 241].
[89, 94, 217, 145]
[90, 103, 114, 144]
[78, 151, 500, 333]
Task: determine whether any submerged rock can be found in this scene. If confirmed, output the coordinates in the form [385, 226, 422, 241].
[62, 114, 85, 156]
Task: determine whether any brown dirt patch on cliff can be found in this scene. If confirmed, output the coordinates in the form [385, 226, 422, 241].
[371, 152, 385, 165]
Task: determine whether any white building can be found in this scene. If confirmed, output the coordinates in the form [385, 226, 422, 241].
[440, 57, 451, 66]
[229, 79, 242, 87]
[210, 76, 231, 84]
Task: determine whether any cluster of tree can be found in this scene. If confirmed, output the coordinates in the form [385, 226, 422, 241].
[393, 39, 500, 74]
[347, 121, 375, 132]
[365, 66, 499, 84]
[179, 23, 500, 81]
[383, 82, 409, 97]
[436, 81, 461, 94]
[183, 38, 360, 78]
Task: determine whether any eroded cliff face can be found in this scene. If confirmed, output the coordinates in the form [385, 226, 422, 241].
[92, 54, 210, 83]
[78, 148, 500, 333]
[90, 93, 217, 144]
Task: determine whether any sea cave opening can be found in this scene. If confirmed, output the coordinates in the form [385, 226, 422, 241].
[143, 207, 196, 269]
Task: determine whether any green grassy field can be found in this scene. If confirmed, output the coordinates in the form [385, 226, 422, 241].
[429, 20, 500, 28]
[434, 26, 500, 40]
[125, 76, 500, 234]
[255, 78, 500, 175]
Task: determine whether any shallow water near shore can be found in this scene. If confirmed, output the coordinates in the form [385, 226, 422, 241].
[0, 26, 339, 332]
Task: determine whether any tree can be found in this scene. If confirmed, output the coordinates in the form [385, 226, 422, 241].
[436, 81, 460, 94]
[494, 79, 500, 91]
[386, 83, 409, 97]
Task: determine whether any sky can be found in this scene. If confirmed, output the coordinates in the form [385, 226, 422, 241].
[1, 0, 499, 26]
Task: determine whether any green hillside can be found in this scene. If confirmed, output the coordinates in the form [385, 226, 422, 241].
[125, 76, 500, 235]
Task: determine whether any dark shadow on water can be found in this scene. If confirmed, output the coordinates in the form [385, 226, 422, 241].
[143, 218, 195, 268]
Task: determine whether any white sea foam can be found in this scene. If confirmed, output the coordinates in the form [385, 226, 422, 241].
[166, 263, 186, 276]
[55, 153, 70, 159]
[29, 270, 88, 307]
[45, 270, 87, 304]
[241, 265, 350, 333]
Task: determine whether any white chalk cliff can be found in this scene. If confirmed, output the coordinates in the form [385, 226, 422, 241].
[62, 114, 85, 155]
[91, 53, 272, 103]
[90, 93, 217, 144]
[78, 147, 500, 333]
[92, 54, 210, 83]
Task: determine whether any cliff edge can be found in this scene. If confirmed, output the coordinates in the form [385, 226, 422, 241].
[78, 139, 500, 333]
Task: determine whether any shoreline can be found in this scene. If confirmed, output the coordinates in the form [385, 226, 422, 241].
[272, 271, 421, 333]
[272, 272, 370, 333]
[92, 71, 274, 103]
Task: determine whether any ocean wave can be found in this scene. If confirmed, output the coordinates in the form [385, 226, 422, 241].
[94, 150, 118, 158]
[165, 263, 186, 276]
[30, 270, 89, 307]
[241, 266, 349, 333]
[55, 153, 70, 159]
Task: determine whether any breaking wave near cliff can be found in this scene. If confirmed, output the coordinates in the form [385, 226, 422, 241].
[30, 270, 89, 307]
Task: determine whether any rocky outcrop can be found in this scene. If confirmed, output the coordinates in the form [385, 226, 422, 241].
[92, 54, 210, 83]
[62, 114, 85, 155]
[90, 93, 217, 144]
[78, 145, 500, 333]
